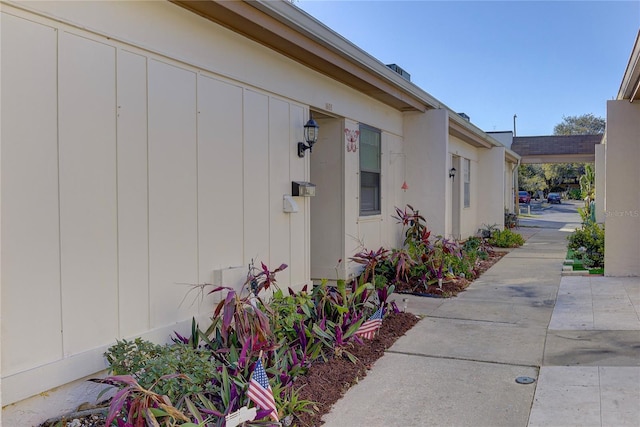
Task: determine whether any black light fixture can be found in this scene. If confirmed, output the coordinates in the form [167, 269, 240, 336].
[298, 115, 319, 157]
[449, 167, 457, 179]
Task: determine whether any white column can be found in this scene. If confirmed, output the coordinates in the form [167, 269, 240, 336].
[604, 100, 640, 276]
[478, 147, 506, 229]
[403, 109, 449, 236]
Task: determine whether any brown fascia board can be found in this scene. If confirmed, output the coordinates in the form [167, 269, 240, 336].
[506, 149, 521, 163]
[449, 116, 497, 149]
[172, 0, 427, 112]
[618, 30, 640, 101]
[449, 116, 520, 159]
[512, 134, 602, 156]
[250, 0, 441, 104]
[173, 0, 511, 152]
[448, 116, 520, 160]
[447, 109, 522, 155]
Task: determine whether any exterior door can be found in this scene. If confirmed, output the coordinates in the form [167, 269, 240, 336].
[451, 155, 461, 239]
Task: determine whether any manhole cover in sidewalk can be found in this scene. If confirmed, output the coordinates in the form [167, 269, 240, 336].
[515, 376, 536, 384]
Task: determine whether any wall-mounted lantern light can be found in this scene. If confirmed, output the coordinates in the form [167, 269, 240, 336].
[449, 167, 457, 179]
[297, 115, 319, 157]
[292, 181, 316, 197]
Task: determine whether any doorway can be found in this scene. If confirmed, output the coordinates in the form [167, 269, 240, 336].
[451, 155, 461, 239]
[309, 113, 344, 281]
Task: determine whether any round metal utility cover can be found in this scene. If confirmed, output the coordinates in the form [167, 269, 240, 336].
[515, 376, 536, 384]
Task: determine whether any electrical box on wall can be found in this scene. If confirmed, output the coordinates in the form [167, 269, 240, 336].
[283, 195, 299, 213]
[292, 181, 316, 197]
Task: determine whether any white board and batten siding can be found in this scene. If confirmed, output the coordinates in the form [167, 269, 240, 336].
[1, 10, 311, 405]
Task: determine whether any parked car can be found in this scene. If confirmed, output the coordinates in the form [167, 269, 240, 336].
[518, 191, 531, 204]
[547, 193, 561, 204]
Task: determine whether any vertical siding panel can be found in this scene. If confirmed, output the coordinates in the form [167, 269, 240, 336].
[148, 60, 198, 328]
[1, 14, 62, 373]
[197, 76, 243, 282]
[268, 98, 291, 287]
[58, 32, 118, 355]
[289, 105, 306, 287]
[116, 50, 149, 337]
[243, 90, 270, 268]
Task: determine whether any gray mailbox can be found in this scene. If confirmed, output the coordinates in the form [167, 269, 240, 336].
[292, 181, 316, 197]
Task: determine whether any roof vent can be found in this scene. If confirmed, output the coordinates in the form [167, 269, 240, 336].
[386, 64, 411, 81]
[458, 112, 470, 121]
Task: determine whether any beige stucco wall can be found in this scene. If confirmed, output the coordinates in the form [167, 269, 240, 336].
[403, 111, 509, 241]
[604, 100, 640, 276]
[403, 109, 449, 236]
[478, 147, 507, 229]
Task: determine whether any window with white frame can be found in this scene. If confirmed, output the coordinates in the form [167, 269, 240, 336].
[463, 158, 471, 208]
[359, 124, 381, 215]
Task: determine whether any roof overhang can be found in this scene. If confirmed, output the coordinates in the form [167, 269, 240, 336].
[449, 118, 495, 149]
[449, 116, 520, 162]
[520, 154, 595, 164]
[505, 150, 520, 164]
[172, 0, 519, 160]
[618, 30, 640, 102]
[172, 0, 429, 112]
[511, 134, 601, 164]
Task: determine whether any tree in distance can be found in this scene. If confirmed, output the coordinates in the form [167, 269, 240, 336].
[553, 113, 605, 135]
[519, 114, 604, 195]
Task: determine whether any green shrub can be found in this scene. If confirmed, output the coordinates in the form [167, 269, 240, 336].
[105, 339, 222, 405]
[378, 205, 504, 292]
[489, 229, 525, 248]
[567, 222, 604, 268]
[463, 236, 491, 261]
[567, 188, 582, 200]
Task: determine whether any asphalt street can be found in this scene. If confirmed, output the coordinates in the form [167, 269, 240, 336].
[518, 199, 583, 230]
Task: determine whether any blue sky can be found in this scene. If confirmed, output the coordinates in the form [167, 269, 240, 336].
[296, 1, 640, 136]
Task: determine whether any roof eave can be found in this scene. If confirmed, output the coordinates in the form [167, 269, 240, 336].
[506, 149, 521, 163]
[172, 0, 429, 112]
[173, 0, 516, 154]
[618, 30, 640, 102]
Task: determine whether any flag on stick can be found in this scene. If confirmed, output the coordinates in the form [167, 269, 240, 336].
[247, 359, 279, 422]
[355, 306, 384, 340]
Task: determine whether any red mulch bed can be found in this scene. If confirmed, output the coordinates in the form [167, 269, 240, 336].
[393, 251, 506, 297]
[292, 251, 507, 426]
[293, 311, 420, 427]
[38, 312, 419, 427]
[40, 250, 507, 427]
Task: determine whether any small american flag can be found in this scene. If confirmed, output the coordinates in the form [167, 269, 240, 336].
[247, 359, 279, 422]
[355, 306, 384, 340]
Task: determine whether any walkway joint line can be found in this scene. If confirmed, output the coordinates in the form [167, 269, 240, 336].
[384, 349, 541, 369]
[424, 315, 517, 325]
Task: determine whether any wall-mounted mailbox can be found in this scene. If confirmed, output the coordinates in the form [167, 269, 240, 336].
[292, 181, 316, 197]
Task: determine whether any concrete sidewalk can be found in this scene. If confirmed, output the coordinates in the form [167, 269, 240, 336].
[322, 228, 640, 427]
